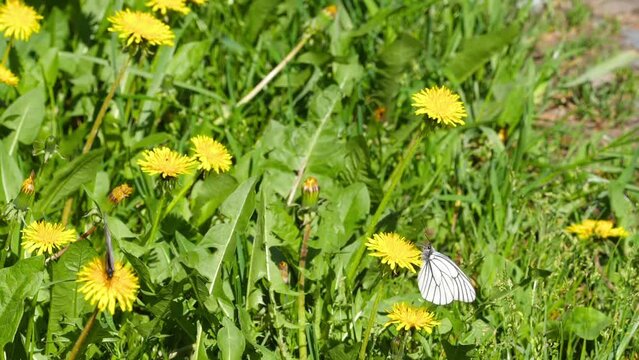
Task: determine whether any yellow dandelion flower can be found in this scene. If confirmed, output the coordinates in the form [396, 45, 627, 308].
[21, 221, 77, 255]
[190, 135, 232, 173]
[137, 146, 196, 178]
[411, 86, 467, 127]
[108, 183, 134, 205]
[385, 302, 440, 333]
[146, 0, 190, 15]
[108, 9, 174, 47]
[0, 64, 19, 86]
[366, 232, 422, 273]
[0, 0, 42, 41]
[77, 257, 140, 315]
[565, 219, 629, 240]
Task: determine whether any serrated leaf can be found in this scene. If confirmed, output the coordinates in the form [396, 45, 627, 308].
[200, 178, 256, 294]
[218, 317, 245, 360]
[0, 256, 45, 348]
[1, 86, 46, 155]
[35, 149, 104, 215]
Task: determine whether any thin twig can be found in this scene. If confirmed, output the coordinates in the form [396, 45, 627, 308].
[46, 225, 97, 264]
[237, 33, 312, 107]
[68, 308, 99, 360]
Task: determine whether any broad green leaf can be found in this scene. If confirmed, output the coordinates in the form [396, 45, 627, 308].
[246, 190, 268, 309]
[0, 256, 45, 348]
[45, 241, 97, 354]
[245, 0, 278, 43]
[166, 40, 211, 81]
[201, 177, 257, 294]
[217, 317, 245, 360]
[191, 173, 238, 227]
[35, 149, 104, 214]
[442, 339, 475, 360]
[0, 139, 21, 203]
[379, 34, 422, 69]
[1, 87, 46, 155]
[563, 307, 612, 340]
[564, 50, 639, 87]
[444, 25, 520, 83]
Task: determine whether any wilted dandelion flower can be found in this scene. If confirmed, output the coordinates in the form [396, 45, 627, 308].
[77, 257, 140, 314]
[366, 232, 422, 273]
[411, 86, 467, 127]
[22, 221, 77, 255]
[385, 302, 440, 333]
[566, 219, 629, 240]
[108, 183, 134, 205]
[146, 0, 190, 15]
[108, 9, 174, 47]
[137, 146, 195, 179]
[20, 171, 35, 195]
[190, 135, 232, 173]
[0, 64, 19, 86]
[0, 0, 42, 41]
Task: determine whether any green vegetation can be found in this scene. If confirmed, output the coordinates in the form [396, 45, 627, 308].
[0, 0, 637, 359]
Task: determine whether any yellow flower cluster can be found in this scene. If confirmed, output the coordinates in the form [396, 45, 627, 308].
[365, 232, 422, 273]
[77, 257, 140, 314]
[565, 219, 629, 240]
[21, 221, 77, 255]
[138, 135, 233, 179]
[0, 0, 43, 87]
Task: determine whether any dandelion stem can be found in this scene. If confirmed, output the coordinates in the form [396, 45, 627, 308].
[82, 55, 130, 154]
[358, 281, 385, 360]
[146, 195, 167, 246]
[1, 39, 13, 65]
[237, 32, 311, 107]
[163, 174, 197, 218]
[346, 130, 424, 283]
[69, 308, 99, 360]
[297, 213, 312, 360]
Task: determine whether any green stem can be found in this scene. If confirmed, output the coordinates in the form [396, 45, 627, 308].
[82, 55, 130, 154]
[68, 308, 99, 360]
[358, 281, 385, 360]
[346, 130, 424, 283]
[25, 293, 38, 359]
[146, 196, 167, 246]
[163, 174, 197, 218]
[297, 215, 312, 360]
[1, 39, 13, 65]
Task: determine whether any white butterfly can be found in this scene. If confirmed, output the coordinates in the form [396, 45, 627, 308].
[417, 243, 476, 305]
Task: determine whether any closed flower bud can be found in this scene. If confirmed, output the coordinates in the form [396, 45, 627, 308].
[108, 183, 134, 205]
[302, 177, 319, 208]
[14, 171, 36, 211]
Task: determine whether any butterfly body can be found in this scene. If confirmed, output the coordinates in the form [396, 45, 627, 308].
[418, 243, 476, 305]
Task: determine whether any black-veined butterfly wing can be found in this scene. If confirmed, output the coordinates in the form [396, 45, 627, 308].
[418, 245, 476, 305]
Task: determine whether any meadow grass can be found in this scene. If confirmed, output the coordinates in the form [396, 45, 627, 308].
[0, 0, 637, 359]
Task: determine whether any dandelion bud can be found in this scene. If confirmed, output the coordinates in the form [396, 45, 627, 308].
[323, 5, 338, 19]
[302, 177, 319, 208]
[278, 261, 290, 285]
[44, 135, 61, 163]
[108, 183, 134, 205]
[14, 171, 36, 211]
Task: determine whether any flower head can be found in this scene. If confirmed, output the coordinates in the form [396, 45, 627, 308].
[190, 135, 232, 173]
[0, 0, 42, 41]
[146, 0, 190, 15]
[411, 86, 467, 127]
[108, 183, 134, 205]
[21, 221, 76, 255]
[108, 9, 174, 47]
[385, 302, 440, 333]
[137, 146, 196, 179]
[0, 64, 19, 86]
[566, 219, 629, 240]
[366, 232, 422, 273]
[77, 257, 140, 314]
